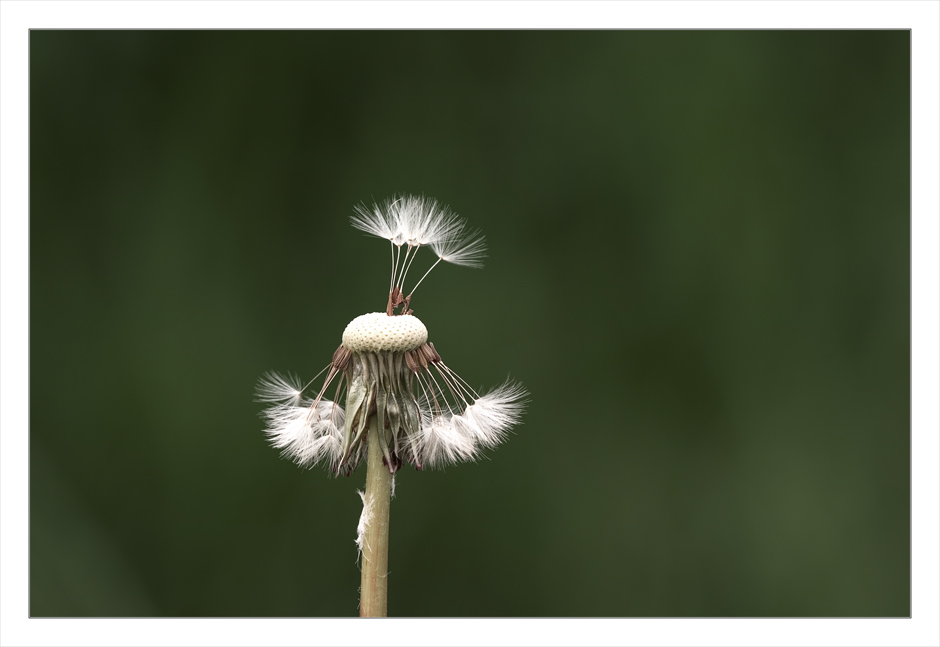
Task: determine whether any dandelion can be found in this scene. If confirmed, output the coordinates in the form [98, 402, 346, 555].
[257, 195, 526, 617]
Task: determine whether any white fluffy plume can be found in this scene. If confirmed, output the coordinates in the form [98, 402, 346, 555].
[350, 198, 400, 243]
[352, 195, 462, 247]
[415, 413, 477, 468]
[351, 194, 486, 265]
[428, 223, 487, 268]
[255, 371, 304, 406]
[399, 195, 463, 246]
[257, 373, 345, 470]
[411, 381, 526, 468]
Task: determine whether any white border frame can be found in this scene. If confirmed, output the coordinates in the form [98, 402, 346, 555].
[2, 2, 937, 646]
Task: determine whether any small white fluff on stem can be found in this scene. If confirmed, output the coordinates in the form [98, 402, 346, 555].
[356, 490, 373, 559]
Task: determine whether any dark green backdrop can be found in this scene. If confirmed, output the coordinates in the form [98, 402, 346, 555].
[30, 30, 910, 617]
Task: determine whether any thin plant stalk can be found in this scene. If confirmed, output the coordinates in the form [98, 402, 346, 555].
[360, 415, 391, 617]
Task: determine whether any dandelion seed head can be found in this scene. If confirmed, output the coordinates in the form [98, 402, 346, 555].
[259, 195, 525, 474]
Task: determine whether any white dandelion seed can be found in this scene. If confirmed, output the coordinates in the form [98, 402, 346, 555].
[255, 371, 304, 406]
[429, 224, 487, 268]
[459, 381, 527, 449]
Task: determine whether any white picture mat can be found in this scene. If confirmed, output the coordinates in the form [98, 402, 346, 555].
[1, 2, 937, 646]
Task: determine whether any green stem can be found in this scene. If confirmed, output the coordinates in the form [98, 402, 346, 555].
[360, 415, 391, 617]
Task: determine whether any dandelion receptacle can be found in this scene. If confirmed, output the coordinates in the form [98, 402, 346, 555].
[256, 195, 526, 617]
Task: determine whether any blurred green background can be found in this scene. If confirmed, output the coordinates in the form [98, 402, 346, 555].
[30, 31, 909, 617]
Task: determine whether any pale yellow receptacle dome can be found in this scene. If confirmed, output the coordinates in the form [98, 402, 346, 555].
[342, 312, 428, 353]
